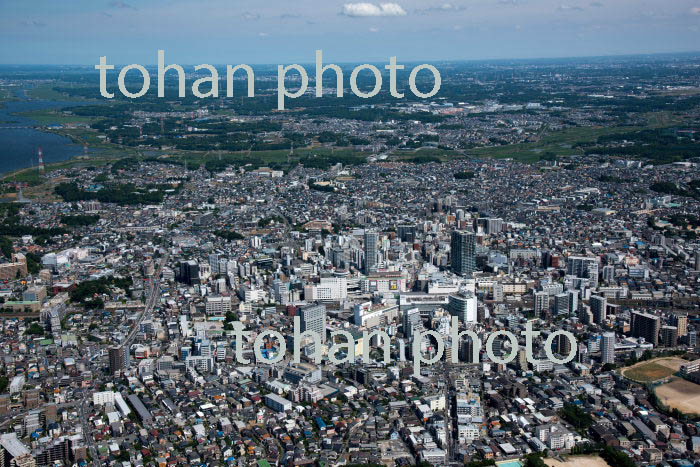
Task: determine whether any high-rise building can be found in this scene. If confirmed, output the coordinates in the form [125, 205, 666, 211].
[397, 224, 416, 243]
[631, 311, 661, 346]
[447, 291, 477, 323]
[554, 333, 572, 356]
[590, 295, 607, 324]
[178, 260, 200, 286]
[451, 231, 476, 277]
[403, 308, 423, 338]
[364, 231, 378, 274]
[299, 304, 327, 354]
[601, 332, 615, 364]
[567, 256, 599, 287]
[534, 291, 550, 314]
[602, 265, 615, 283]
[671, 313, 688, 337]
[554, 290, 578, 316]
[208, 253, 220, 274]
[109, 346, 129, 374]
[660, 325, 678, 347]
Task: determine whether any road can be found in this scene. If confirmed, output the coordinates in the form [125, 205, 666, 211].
[122, 254, 168, 349]
[79, 397, 101, 467]
[442, 361, 456, 461]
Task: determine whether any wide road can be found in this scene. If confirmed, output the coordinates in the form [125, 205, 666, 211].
[122, 254, 168, 349]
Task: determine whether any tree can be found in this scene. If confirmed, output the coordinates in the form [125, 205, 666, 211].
[25, 322, 44, 336]
[0, 237, 12, 258]
[523, 454, 548, 467]
[560, 403, 594, 431]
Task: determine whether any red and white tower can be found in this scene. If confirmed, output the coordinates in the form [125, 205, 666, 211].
[37, 147, 45, 173]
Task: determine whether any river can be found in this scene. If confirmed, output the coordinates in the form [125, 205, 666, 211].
[0, 89, 95, 175]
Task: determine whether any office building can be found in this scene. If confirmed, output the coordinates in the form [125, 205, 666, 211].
[403, 308, 423, 338]
[447, 291, 477, 323]
[451, 231, 476, 277]
[299, 304, 327, 354]
[178, 260, 200, 286]
[397, 224, 416, 243]
[364, 231, 378, 274]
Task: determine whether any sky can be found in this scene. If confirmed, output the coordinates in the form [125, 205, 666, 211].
[1, 0, 699, 65]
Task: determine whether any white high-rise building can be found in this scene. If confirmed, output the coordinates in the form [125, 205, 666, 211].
[601, 332, 616, 364]
[303, 276, 348, 301]
[448, 291, 477, 323]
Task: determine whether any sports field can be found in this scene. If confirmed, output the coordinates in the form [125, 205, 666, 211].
[621, 357, 685, 383]
[545, 456, 611, 467]
[656, 377, 700, 415]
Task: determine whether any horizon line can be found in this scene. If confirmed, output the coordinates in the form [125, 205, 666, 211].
[1, 49, 700, 68]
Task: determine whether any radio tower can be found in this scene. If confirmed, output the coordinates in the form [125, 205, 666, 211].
[37, 147, 45, 173]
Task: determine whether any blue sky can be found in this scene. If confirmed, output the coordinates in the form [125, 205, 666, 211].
[1, 0, 699, 64]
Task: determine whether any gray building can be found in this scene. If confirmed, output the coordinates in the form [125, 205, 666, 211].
[364, 230, 378, 274]
[451, 231, 476, 277]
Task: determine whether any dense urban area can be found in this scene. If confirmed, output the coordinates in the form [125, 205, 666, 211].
[0, 54, 699, 467]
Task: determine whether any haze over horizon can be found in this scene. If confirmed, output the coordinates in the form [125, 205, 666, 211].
[1, 0, 700, 65]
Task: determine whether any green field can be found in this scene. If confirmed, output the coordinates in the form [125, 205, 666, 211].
[468, 125, 645, 162]
[17, 109, 100, 126]
[621, 357, 685, 382]
[26, 84, 70, 100]
[468, 111, 689, 163]
[392, 147, 464, 161]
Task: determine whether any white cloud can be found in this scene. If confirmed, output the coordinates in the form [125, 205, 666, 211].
[369, 27, 380, 32]
[242, 11, 261, 20]
[691, 7, 700, 15]
[416, 3, 466, 14]
[341, 3, 407, 17]
[558, 4, 584, 11]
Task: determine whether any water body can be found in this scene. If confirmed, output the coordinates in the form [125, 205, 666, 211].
[0, 89, 95, 175]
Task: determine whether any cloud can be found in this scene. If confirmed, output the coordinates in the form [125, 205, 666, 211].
[109, 1, 137, 10]
[258, 32, 269, 37]
[242, 11, 261, 20]
[558, 4, 584, 11]
[369, 27, 380, 32]
[416, 3, 466, 14]
[590, 1, 604, 6]
[21, 20, 46, 27]
[691, 7, 700, 15]
[341, 3, 407, 17]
